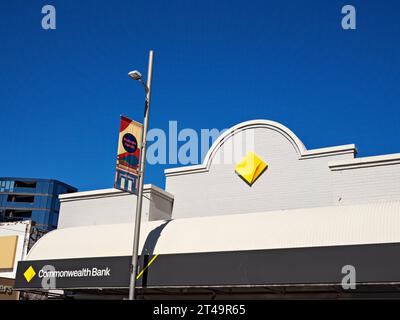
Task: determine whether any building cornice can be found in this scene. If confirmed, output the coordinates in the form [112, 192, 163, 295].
[329, 153, 400, 171]
[59, 185, 174, 202]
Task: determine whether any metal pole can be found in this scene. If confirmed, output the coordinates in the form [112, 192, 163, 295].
[128, 50, 154, 300]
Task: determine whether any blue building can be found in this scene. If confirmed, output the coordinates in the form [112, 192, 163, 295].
[0, 178, 77, 231]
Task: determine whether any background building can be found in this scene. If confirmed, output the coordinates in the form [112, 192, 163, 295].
[0, 178, 77, 231]
[0, 220, 31, 300]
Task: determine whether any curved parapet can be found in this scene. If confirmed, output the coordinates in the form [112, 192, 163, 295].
[165, 119, 356, 177]
[165, 119, 360, 218]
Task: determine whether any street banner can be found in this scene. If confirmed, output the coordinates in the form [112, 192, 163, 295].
[114, 115, 143, 194]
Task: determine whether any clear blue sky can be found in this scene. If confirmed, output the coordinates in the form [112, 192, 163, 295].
[0, 0, 399, 191]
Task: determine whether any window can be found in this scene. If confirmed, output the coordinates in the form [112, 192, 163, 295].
[7, 195, 35, 203]
[14, 181, 37, 188]
[4, 209, 32, 220]
[0, 180, 15, 192]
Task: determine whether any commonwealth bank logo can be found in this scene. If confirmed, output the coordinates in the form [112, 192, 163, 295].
[23, 266, 36, 283]
[235, 152, 268, 186]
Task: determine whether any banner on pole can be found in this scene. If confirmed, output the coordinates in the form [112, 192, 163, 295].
[114, 115, 143, 194]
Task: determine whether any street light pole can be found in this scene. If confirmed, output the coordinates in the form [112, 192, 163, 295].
[128, 50, 154, 300]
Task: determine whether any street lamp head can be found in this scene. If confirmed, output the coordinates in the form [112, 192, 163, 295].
[128, 70, 142, 81]
[128, 70, 149, 93]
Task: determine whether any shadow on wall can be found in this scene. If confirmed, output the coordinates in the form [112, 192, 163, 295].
[140, 220, 171, 256]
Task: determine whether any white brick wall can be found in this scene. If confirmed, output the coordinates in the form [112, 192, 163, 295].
[332, 165, 400, 206]
[165, 120, 400, 219]
[58, 186, 173, 228]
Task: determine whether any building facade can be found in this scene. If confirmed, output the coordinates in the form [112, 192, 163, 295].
[165, 120, 400, 218]
[0, 178, 77, 231]
[13, 120, 400, 299]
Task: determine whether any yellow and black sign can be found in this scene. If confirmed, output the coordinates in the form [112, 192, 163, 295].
[14, 243, 400, 290]
[235, 152, 268, 186]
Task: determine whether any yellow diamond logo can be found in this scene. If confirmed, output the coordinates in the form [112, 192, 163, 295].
[23, 266, 36, 283]
[235, 152, 268, 186]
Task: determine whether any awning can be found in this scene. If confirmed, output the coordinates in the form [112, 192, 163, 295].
[15, 201, 400, 290]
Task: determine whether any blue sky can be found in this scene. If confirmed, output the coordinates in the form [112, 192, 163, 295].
[0, 0, 399, 191]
